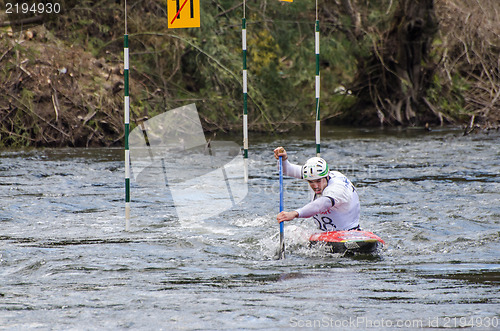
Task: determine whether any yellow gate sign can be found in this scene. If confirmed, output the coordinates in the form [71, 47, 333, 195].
[168, 0, 200, 28]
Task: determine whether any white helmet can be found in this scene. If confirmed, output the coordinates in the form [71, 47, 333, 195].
[302, 157, 330, 180]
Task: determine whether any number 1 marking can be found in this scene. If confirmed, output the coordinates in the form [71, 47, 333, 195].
[170, 0, 190, 25]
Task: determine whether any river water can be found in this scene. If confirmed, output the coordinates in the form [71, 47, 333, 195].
[1, 127, 499, 330]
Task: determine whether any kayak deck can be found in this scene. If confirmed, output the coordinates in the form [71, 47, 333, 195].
[309, 230, 385, 254]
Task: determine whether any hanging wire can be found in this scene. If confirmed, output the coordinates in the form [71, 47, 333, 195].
[125, 0, 127, 33]
[316, 0, 318, 21]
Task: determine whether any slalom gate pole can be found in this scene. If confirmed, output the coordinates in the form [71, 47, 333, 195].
[315, 1, 321, 157]
[124, 0, 131, 231]
[242, 1, 249, 182]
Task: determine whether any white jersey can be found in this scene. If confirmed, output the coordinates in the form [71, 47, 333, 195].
[282, 160, 360, 231]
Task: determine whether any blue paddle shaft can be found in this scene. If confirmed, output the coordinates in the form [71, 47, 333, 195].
[279, 156, 285, 258]
[279, 156, 284, 213]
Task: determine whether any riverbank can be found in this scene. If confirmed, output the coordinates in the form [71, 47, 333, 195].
[0, 23, 497, 148]
[1, 1, 499, 148]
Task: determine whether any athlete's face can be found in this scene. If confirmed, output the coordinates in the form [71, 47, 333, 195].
[307, 178, 328, 194]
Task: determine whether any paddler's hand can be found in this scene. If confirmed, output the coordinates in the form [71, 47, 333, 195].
[274, 146, 288, 161]
[277, 211, 298, 223]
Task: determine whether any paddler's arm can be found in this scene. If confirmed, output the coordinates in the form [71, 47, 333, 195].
[296, 196, 334, 218]
[277, 197, 334, 223]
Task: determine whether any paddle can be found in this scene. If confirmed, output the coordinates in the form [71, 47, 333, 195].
[278, 155, 285, 259]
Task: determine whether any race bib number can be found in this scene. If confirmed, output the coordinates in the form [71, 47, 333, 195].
[313, 215, 337, 232]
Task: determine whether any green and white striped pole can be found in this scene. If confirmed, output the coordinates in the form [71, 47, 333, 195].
[315, 15, 321, 157]
[124, 0, 131, 231]
[242, 2, 248, 182]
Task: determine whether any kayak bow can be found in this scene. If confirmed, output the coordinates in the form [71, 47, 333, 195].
[309, 230, 385, 254]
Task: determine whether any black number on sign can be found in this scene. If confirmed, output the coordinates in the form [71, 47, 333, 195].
[175, 0, 180, 19]
[173, 0, 195, 20]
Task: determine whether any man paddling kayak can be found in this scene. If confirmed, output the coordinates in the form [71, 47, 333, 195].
[274, 147, 361, 232]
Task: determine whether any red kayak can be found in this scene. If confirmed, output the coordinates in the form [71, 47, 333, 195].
[309, 230, 385, 254]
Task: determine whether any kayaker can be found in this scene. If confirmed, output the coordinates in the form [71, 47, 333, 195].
[274, 146, 361, 232]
